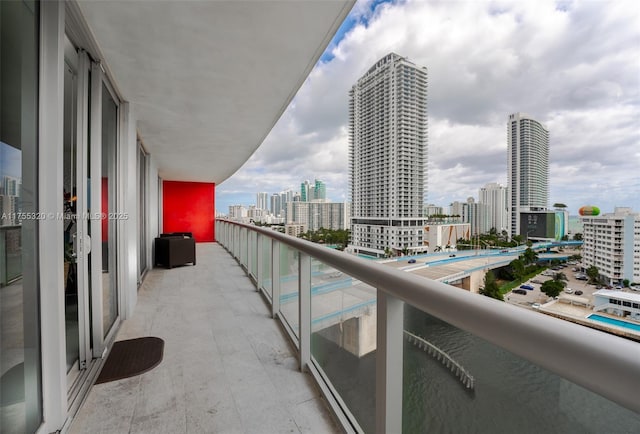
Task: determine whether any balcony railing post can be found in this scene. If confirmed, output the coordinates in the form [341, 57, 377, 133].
[376, 290, 404, 434]
[256, 233, 263, 292]
[299, 252, 311, 372]
[271, 239, 280, 319]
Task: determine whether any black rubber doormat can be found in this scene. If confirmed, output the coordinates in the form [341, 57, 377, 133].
[96, 337, 164, 384]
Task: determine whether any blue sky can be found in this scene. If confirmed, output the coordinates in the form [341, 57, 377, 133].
[216, 0, 640, 216]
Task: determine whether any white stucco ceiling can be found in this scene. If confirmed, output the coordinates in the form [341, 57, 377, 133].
[77, 0, 354, 184]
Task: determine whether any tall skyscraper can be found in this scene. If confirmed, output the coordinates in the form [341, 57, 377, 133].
[256, 192, 269, 211]
[349, 53, 428, 257]
[312, 179, 326, 201]
[507, 112, 549, 237]
[270, 193, 281, 216]
[479, 182, 508, 235]
[300, 180, 311, 202]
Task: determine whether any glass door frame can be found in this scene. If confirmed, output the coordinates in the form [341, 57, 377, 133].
[64, 43, 92, 392]
[99, 76, 121, 344]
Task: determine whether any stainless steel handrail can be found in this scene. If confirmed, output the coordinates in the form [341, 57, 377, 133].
[220, 220, 640, 414]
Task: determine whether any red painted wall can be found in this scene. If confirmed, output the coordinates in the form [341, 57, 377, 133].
[162, 181, 215, 242]
[102, 178, 108, 241]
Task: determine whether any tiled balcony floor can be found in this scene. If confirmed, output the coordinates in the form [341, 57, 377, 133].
[69, 242, 339, 434]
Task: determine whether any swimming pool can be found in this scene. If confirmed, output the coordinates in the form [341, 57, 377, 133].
[588, 314, 640, 332]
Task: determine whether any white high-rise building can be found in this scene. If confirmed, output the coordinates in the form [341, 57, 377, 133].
[256, 192, 269, 211]
[349, 53, 428, 257]
[581, 207, 640, 285]
[270, 193, 281, 216]
[287, 201, 348, 231]
[479, 182, 508, 235]
[507, 113, 549, 237]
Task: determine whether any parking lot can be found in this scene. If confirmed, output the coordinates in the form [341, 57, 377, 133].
[505, 262, 600, 309]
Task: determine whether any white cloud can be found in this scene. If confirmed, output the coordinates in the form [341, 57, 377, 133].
[218, 0, 640, 215]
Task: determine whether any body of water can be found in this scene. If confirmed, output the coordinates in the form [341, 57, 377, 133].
[588, 314, 640, 332]
[312, 306, 640, 433]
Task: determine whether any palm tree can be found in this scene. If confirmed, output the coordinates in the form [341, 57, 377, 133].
[521, 248, 538, 265]
[586, 265, 599, 284]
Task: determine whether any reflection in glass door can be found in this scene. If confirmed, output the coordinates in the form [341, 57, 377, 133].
[63, 42, 81, 376]
[0, 1, 42, 432]
[102, 84, 118, 336]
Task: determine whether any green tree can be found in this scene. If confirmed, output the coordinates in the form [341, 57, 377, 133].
[521, 248, 538, 265]
[512, 234, 524, 245]
[510, 259, 525, 283]
[554, 272, 568, 282]
[623, 279, 630, 288]
[573, 233, 583, 241]
[480, 270, 503, 301]
[541, 280, 564, 298]
[586, 265, 600, 283]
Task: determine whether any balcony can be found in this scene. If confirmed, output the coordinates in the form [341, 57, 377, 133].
[69, 242, 339, 433]
[208, 221, 639, 432]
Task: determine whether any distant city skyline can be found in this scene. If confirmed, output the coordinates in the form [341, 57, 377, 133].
[216, 0, 640, 216]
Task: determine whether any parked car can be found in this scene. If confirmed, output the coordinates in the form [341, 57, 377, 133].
[531, 303, 541, 309]
[565, 288, 574, 294]
[449, 254, 456, 257]
[574, 290, 583, 296]
[408, 259, 416, 264]
[532, 279, 543, 284]
[520, 284, 534, 291]
[512, 289, 527, 295]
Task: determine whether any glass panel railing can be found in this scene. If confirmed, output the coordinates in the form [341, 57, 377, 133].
[402, 305, 640, 433]
[278, 244, 300, 340]
[249, 231, 257, 279]
[0, 225, 22, 285]
[240, 228, 248, 267]
[310, 258, 377, 433]
[261, 235, 272, 298]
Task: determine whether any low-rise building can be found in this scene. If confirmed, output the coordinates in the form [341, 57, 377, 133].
[423, 222, 471, 252]
[593, 290, 640, 321]
[285, 223, 307, 238]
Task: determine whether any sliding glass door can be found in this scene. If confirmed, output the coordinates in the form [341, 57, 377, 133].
[63, 34, 120, 396]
